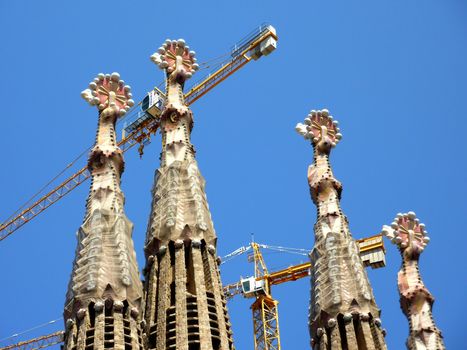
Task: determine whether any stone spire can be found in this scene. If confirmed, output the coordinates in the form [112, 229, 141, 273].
[296, 109, 387, 350]
[382, 212, 445, 350]
[143, 39, 234, 350]
[63, 73, 144, 350]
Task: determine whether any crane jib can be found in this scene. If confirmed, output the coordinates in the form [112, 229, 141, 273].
[0, 24, 278, 241]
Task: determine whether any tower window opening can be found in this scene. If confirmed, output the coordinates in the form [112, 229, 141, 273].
[337, 314, 349, 350]
[170, 282, 176, 306]
[185, 245, 196, 294]
[212, 337, 221, 350]
[169, 242, 176, 267]
[88, 302, 96, 328]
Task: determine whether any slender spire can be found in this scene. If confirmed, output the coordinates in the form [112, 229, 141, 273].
[143, 40, 234, 350]
[150, 38, 199, 168]
[63, 73, 143, 350]
[296, 109, 387, 350]
[382, 212, 445, 350]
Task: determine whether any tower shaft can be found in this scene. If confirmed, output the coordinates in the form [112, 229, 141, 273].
[64, 74, 143, 350]
[383, 213, 445, 350]
[296, 110, 387, 350]
[399, 260, 444, 350]
[143, 39, 234, 350]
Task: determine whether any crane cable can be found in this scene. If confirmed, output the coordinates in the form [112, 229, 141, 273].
[0, 317, 63, 344]
[220, 245, 252, 265]
[257, 244, 309, 256]
[220, 243, 310, 265]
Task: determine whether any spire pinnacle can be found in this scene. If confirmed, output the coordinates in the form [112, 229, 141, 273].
[64, 73, 143, 350]
[302, 109, 387, 349]
[144, 43, 235, 349]
[382, 211, 430, 256]
[80, 72, 135, 116]
[296, 109, 342, 153]
[150, 39, 199, 83]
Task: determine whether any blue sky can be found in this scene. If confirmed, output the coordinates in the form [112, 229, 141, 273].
[0, 0, 466, 348]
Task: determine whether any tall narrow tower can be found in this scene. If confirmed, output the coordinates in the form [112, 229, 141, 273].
[143, 39, 234, 350]
[64, 73, 144, 350]
[382, 212, 445, 350]
[296, 109, 387, 350]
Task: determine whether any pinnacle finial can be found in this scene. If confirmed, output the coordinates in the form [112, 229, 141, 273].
[150, 39, 199, 82]
[296, 109, 342, 152]
[382, 211, 430, 254]
[81, 73, 135, 116]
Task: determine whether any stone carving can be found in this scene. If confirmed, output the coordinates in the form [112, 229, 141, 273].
[143, 41, 234, 350]
[63, 74, 143, 350]
[297, 109, 387, 350]
[382, 212, 445, 350]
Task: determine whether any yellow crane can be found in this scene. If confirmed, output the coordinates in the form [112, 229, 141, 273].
[0, 235, 385, 350]
[222, 234, 386, 350]
[0, 331, 64, 350]
[0, 23, 278, 241]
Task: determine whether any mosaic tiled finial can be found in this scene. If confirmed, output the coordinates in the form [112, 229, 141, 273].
[295, 109, 342, 152]
[382, 211, 430, 255]
[81, 72, 135, 116]
[150, 39, 199, 82]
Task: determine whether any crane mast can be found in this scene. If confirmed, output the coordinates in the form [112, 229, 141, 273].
[250, 242, 281, 350]
[223, 234, 386, 350]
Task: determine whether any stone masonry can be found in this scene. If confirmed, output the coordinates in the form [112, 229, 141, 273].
[296, 109, 387, 350]
[63, 73, 144, 350]
[143, 39, 234, 350]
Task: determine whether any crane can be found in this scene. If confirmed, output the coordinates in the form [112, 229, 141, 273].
[0, 23, 278, 242]
[0, 331, 64, 350]
[222, 234, 386, 350]
[0, 234, 385, 350]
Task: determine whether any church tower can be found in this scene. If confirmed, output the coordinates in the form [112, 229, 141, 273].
[63, 73, 144, 350]
[142, 39, 234, 350]
[382, 212, 445, 350]
[296, 109, 387, 349]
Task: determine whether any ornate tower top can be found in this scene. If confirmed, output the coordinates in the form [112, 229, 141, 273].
[149, 39, 199, 133]
[382, 211, 430, 257]
[382, 212, 445, 350]
[81, 72, 135, 116]
[296, 110, 344, 204]
[296, 109, 342, 153]
[150, 38, 199, 82]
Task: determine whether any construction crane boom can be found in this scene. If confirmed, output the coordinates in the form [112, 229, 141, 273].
[0, 118, 155, 242]
[222, 234, 385, 350]
[184, 24, 277, 105]
[0, 24, 277, 242]
[223, 234, 386, 300]
[0, 331, 64, 350]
